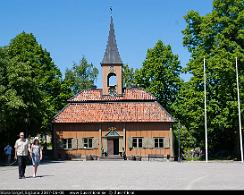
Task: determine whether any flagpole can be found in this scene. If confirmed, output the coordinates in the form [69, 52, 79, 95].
[204, 58, 208, 162]
[236, 57, 243, 163]
[178, 123, 181, 162]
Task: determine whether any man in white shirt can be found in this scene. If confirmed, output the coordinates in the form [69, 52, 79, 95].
[14, 132, 30, 179]
[4, 144, 13, 165]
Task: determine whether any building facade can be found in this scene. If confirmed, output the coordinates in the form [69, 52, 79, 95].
[52, 16, 174, 160]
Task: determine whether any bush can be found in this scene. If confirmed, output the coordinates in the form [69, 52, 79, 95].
[182, 147, 203, 161]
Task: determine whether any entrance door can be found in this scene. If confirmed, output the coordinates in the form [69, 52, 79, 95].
[107, 138, 119, 155]
[107, 139, 114, 155]
[113, 139, 119, 155]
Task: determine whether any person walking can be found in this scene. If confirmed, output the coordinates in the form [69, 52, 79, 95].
[30, 137, 42, 178]
[4, 143, 13, 165]
[14, 132, 30, 179]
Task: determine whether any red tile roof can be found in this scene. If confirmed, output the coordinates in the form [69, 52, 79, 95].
[53, 88, 173, 123]
[53, 102, 173, 123]
[68, 88, 156, 102]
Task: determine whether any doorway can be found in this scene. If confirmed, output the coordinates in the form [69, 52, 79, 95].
[107, 138, 119, 155]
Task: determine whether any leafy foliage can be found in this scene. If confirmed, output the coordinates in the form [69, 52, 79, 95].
[122, 64, 136, 88]
[173, 0, 244, 157]
[135, 40, 182, 113]
[0, 32, 67, 150]
[64, 57, 98, 95]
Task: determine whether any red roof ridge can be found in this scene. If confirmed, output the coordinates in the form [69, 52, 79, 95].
[68, 88, 156, 102]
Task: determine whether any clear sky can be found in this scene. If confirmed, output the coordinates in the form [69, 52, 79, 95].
[0, 0, 213, 88]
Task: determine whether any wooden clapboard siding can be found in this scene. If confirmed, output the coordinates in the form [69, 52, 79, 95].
[54, 123, 100, 157]
[125, 122, 171, 157]
[54, 122, 172, 159]
[54, 123, 100, 132]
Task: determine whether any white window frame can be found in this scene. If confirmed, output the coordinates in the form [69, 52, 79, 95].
[132, 137, 143, 148]
[154, 137, 164, 148]
[83, 138, 93, 149]
[63, 138, 72, 150]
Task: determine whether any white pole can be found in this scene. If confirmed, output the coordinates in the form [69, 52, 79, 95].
[178, 124, 181, 162]
[204, 58, 208, 162]
[236, 57, 243, 163]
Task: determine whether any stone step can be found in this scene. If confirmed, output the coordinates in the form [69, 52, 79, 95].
[99, 155, 124, 161]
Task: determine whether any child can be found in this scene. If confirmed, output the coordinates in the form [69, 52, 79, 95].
[30, 137, 43, 178]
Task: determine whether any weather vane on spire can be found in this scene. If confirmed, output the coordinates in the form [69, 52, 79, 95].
[110, 6, 113, 16]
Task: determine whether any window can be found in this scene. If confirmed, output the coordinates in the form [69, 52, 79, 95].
[83, 138, 93, 148]
[108, 73, 117, 87]
[63, 139, 72, 149]
[154, 138, 164, 148]
[132, 138, 143, 148]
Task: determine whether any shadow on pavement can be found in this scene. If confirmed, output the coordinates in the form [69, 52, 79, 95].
[25, 175, 54, 179]
[40, 160, 65, 165]
[35, 175, 54, 178]
[0, 160, 65, 167]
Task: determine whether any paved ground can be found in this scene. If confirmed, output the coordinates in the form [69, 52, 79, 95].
[0, 160, 244, 190]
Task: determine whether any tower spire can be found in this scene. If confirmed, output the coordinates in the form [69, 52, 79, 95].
[101, 15, 123, 65]
[101, 12, 123, 96]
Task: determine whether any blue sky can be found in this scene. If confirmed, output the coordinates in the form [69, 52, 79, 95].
[0, 0, 213, 88]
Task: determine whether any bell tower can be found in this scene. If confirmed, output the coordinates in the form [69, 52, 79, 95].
[101, 16, 123, 96]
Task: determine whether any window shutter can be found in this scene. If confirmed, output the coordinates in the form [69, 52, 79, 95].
[72, 138, 77, 149]
[92, 138, 99, 149]
[119, 137, 123, 152]
[164, 137, 170, 148]
[147, 138, 154, 149]
[142, 138, 147, 149]
[77, 138, 83, 149]
[102, 138, 107, 153]
[128, 137, 133, 149]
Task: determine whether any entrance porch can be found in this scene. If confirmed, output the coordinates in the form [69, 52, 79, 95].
[101, 128, 124, 157]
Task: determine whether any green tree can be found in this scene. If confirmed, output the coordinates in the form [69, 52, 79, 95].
[0, 47, 9, 136]
[123, 64, 136, 88]
[173, 121, 197, 160]
[135, 40, 182, 112]
[173, 0, 244, 157]
[64, 57, 98, 95]
[172, 81, 205, 151]
[3, 32, 64, 138]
